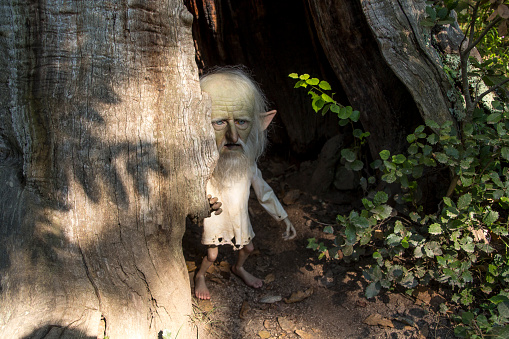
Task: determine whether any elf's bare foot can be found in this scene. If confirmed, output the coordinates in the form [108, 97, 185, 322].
[194, 274, 211, 300]
[231, 265, 263, 288]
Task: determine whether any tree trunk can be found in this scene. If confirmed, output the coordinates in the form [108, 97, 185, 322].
[0, 1, 216, 338]
[186, 0, 455, 158]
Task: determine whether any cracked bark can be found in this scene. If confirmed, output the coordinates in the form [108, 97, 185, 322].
[0, 1, 216, 338]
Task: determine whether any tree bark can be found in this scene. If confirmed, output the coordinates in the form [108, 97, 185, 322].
[0, 1, 216, 338]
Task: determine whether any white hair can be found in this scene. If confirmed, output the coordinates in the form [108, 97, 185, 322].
[200, 66, 270, 161]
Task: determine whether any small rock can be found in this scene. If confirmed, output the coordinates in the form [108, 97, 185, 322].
[259, 295, 282, 304]
[363, 313, 394, 328]
[283, 189, 301, 205]
[258, 330, 271, 338]
[263, 319, 271, 329]
[305, 219, 313, 227]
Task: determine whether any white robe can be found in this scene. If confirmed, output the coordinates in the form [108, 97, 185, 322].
[203, 164, 288, 249]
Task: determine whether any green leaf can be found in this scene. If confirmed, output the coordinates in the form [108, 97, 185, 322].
[429, 223, 443, 235]
[319, 80, 331, 90]
[306, 78, 319, 85]
[427, 133, 438, 145]
[350, 110, 361, 122]
[345, 224, 357, 244]
[341, 148, 356, 162]
[365, 281, 381, 299]
[330, 104, 340, 113]
[426, 120, 440, 129]
[349, 160, 364, 171]
[338, 106, 352, 119]
[380, 150, 390, 160]
[311, 97, 325, 113]
[299, 74, 310, 80]
[323, 226, 334, 234]
[392, 154, 406, 164]
[487, 113, 502, 124]
[435, 152, 449, 164]
[289, 73, 299, 79]
[425, 6, 436, 21]
[407, 134, 416, 143]
[461, 311, 475, 325]
[321, 93, 334, 103]
[351, 216, 370, 228]
[420, 18, 436, 27]
[294, 80, 307, 88]
[457, 193, 472, 210]
[373, 191, 389, 205]
[498, 300, 509, 319]
[484, 210, 499, 225]
[502, 147, 509, 161]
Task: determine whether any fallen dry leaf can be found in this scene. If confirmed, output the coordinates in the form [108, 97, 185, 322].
[197, 299, 214, 313]
[363, 313, 394, 328]
[239, 300, 250, 319]
[258, 330, 271, 338]
[284, 288, 313, 304]
[264, 273, 275, 284]
[186, 261, 197, 272]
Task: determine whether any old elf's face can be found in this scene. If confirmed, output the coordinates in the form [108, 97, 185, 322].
[205, 78, 255, 155]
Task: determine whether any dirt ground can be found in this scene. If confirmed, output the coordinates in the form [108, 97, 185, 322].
[183, 155, 456, 339]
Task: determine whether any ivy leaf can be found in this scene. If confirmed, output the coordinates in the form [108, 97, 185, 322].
[330, 104, 340, 113]
[299, 74, 310, 80]
[288, 73, 299, 79]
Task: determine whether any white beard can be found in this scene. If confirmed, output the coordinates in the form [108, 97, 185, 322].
[211, 138, 254, 185]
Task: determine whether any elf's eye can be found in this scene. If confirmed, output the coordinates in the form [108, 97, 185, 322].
[212, 120, 227, 130]
[235, 119, 250, 130]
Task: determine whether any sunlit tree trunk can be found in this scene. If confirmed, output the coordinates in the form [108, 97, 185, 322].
[0, 1, 216, 338]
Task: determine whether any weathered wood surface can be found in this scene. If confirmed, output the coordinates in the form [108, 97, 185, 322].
[0, 1, 216, 338]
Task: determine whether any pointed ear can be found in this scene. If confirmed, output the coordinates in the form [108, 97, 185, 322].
[260, 110, 277, 131]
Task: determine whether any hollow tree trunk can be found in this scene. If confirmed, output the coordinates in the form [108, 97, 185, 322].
[187, 0, 455, 158]
[0, 1, 216, 338]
